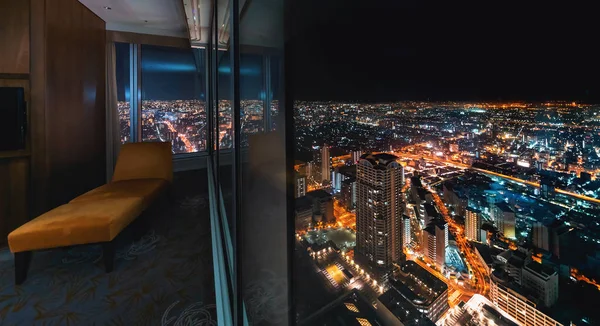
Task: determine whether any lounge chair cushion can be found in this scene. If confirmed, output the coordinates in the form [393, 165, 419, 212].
[8, 198, 144, 253]
[70, 178, 169, 209]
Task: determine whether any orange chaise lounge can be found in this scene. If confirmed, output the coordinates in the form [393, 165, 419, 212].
[8, 142, 173, 284]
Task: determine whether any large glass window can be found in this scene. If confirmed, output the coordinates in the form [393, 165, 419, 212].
[217, 50, 233, 149]
[270, 55, 281, 131]
[240, 53, 265, 146]
[140, 44, 207, 153]
[115, 42, 131, 143]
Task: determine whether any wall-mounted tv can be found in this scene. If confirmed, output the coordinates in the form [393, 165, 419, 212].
[0, 87, 27, 151]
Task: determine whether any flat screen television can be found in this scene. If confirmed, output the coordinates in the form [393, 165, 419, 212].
[0, 87, 27, 151]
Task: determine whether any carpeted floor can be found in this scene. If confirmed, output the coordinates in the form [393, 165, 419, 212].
[0, 170, 216, 326]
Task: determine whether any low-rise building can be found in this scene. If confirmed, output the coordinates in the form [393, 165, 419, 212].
[388, 261, 449, 322]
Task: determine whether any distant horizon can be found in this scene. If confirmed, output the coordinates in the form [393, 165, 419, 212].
[292, 99, 599, 105]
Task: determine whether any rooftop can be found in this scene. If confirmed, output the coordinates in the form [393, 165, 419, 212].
[392, 261, 448, 307]
[299, 290, 383, 326]
[495, 202, 514, 213]
[295, 196, 313, 212]
[359, 153, 399, 169]
[424, 203, 438, 217]
[306, 189, 333, 201]
[378, 289, 436, 326]
[524, 261, 556, 278]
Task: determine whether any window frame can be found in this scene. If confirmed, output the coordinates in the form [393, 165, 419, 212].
[115, 42, 279, 162]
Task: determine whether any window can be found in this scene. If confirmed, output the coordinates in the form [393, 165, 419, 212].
[270, 55, 281, 131]
[217, 50, 233, 149]
[116, 43, 207, 154]
[240, 53, 265, 146]
[115, 42, 131, 143]
[141, 45, 207, 153]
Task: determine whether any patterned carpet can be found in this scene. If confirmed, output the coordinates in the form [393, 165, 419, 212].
[0, 171, 216, 325]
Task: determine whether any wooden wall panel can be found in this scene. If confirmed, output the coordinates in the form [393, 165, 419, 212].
[0, 157, 29, 246]
[0, 79, 29, 242]
[42, 0, 106, 209]
[0, 0, 30, 74]
[29, 0, 48, 217]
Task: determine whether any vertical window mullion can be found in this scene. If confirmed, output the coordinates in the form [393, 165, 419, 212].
[264, 55, 272, 133]
[129, 43, 142, 142]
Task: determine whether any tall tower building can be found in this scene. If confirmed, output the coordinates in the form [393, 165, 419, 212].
[321, 144, 331, 183]
[294, 171, 307, 198]
[356, 153, 404, 270]
[422, 219, 448, 269]
[522, 262, 559, 308]
[402, 214, 411, 248]
[465, 208, 482, 241]
[351, 150, 363, 164]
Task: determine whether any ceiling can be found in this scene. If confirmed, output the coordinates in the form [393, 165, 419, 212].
[79, 0, 283, 48]
[79, 0, 189, 38]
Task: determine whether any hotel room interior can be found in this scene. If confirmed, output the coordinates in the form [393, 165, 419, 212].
[0, 0, 289, 324]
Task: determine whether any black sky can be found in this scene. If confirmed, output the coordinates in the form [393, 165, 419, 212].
[289, 0, 600, 102]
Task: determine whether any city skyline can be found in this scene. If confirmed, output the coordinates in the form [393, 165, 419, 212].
[294, 98, 600, 325]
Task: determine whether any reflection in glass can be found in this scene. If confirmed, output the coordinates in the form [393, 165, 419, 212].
[240, 53, 265, 146]
[218, 50, 233, 149]
[115, 42, 131, 143]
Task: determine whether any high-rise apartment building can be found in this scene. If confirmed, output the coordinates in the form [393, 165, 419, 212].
[341, 177, 357, 210]
[532, 221, 550, 252]
[351, 150, 363, 164]
[465, 208, 482, 241]
[294, 171, 307, 198]
[423, 203, 439, 227]
[356, 153, 405, 270]
[522, 262, 559, 308]
[490, 270, 563, 326]
[306, 190, 334, 224]
[402, 214, 411, 248]
[321, 144, 331, 183]
[422, 219, 448, 269]
[493, 202, 516, 239]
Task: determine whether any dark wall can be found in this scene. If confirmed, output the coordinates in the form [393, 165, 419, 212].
[0, 0, 30, 74]
[31, 0, 106, 214]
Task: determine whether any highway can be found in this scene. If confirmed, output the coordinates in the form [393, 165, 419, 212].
[333, 199, 356, 229]
[163, 120, 195, 152]
[431, 192, 490, 297]
[387, 149, 600, 206]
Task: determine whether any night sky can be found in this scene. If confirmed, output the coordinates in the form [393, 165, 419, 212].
[115, 44, 266, 101]
[289, 0, 600, 102]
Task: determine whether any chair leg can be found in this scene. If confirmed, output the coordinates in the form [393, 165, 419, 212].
[15, 251, 31, 285]
[102, 242, 115, 273]
[167, 187, 176, 204]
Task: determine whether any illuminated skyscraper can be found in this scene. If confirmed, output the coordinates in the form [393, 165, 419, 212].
[422, 219, 448, 269]
[294, 171, 307, 198]
[321, 144, 330, 183]
[465, 208, 482, 241]
[356, 153, 404, 271]
[402, 214, 411, 248]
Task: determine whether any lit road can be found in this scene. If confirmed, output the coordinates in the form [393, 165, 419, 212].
[333, 199, 356, 229]
[431, 192, 490, 297]
[472, 167, 600, 206]
[163, 120, 195, 152]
